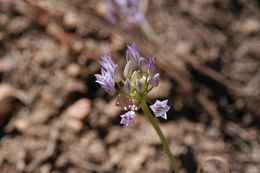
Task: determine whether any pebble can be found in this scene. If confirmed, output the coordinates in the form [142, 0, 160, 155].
[66, 63, 81, 78]
[6, 17, 31, 35]
[104, 99, 121, 118]
[67, 118, 84, 132]
[0, 31, 6, 42]
[65, 99, 91, 121]
[148, 79, 172, 99]
[14, 119, 29, 133]
[63, 12, 81, 28]
[110, 34, 125, 51]
[0, 84, 15, 129]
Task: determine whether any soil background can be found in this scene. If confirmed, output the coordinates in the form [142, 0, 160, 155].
[0, 0, 259, 173]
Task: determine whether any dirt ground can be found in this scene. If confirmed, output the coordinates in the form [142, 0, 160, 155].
[0, 0, 259, 173]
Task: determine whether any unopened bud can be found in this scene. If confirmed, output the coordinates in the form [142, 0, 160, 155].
[114, 65, 121, 82]
[139, 57, 148, 72]
[151, 73, 160, 87]
[136, 78, 146, 93]
[124, 79, 131, 94]
[124, 61, 133, 78]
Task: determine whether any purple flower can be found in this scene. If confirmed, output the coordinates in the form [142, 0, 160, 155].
[99, 55, 116, 75]
[101, 0, 144, 30]
[95, 68, 116, 96]
[120, 110, 136, 126]
[147, 57, 156, 74]
[103, 0, 117, 23]
[126, 43, 141, 66]
[138, 56, 156, 74]
[95, 42, 166, 127]
[95, 55, 120, 96]
[149, 100, 170, 119]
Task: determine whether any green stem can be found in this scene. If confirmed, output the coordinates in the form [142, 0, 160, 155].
[140, 101, 180, 173]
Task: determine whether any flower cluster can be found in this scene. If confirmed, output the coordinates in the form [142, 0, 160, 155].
[98, 0, 144, 30]
[95, 43, 170, 126]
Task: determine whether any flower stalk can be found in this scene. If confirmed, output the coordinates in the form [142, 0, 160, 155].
[95, 43, 180, 172]
[140, 100, 180, 173]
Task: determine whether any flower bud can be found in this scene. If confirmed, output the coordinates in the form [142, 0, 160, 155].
[139, 57, 148, 72]
[124, 79, 131, 94]
[148, 57, 156, 74]
[113, 65, 121, 82]
[124, 60, 133, 78]
[151, 73, 160, 87]
[136, 78, 146, 93]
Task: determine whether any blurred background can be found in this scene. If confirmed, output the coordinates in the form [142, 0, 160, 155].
[0, 0, 259, 173]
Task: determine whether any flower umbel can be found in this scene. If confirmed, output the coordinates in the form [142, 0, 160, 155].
[149, 100, 170, 119]
[95, 43, 169, 126]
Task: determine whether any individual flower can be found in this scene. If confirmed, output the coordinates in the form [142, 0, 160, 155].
[99, 55, 121, 81]
[151, 73, 160, 87]
[120, 110, 136, 127]
[138, 56, 154, 73]
[95, 55, 119, 96]
[149, 100, 170, 119]
[95, 69, 115, 95]
[126, 43, 141, 66]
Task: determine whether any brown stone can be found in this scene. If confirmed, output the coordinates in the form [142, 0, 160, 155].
[0, 84, 15, 129]
[65, 99, 91, 121]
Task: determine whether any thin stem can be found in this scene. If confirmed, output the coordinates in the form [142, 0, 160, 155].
[140, 101, 180, 173]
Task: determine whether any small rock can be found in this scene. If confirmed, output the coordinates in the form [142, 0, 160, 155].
[104, 99, 121, 118]
[67, 118, 84, 132]
[241, 19, 260, 35]
[66, 63, 81, 78]
[14, 119, 29, 133]
[87, 139, 107, 162]
[7, 17, 31, 35]
[0, 84, 15, 129]
[71, 40, 84, 53]
[63, 12, 81, 28]
[39, 163, 52, 173]
[110, 34, 125, 51]
[183, 134, 195, 146]
[148, 79, 172, 99]
[65, 99, 91, 121]
[0, 31, 7, 42]
[175, 41, 193, 56]
[55, 155, 69, 169]
[64, 79, 86, 94]
[96, 1, 108, 16]
[0, 14, 9, 26]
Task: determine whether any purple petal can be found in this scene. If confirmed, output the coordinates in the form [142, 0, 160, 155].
[149, 100, 170, 119]
[126, 43, 140, 65]
[120, 110, 136, 127]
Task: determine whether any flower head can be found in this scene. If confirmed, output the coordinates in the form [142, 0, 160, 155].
[149, 100, 170, 119]
[95, 43, 165, 127]
[120, 110, 136, 127]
